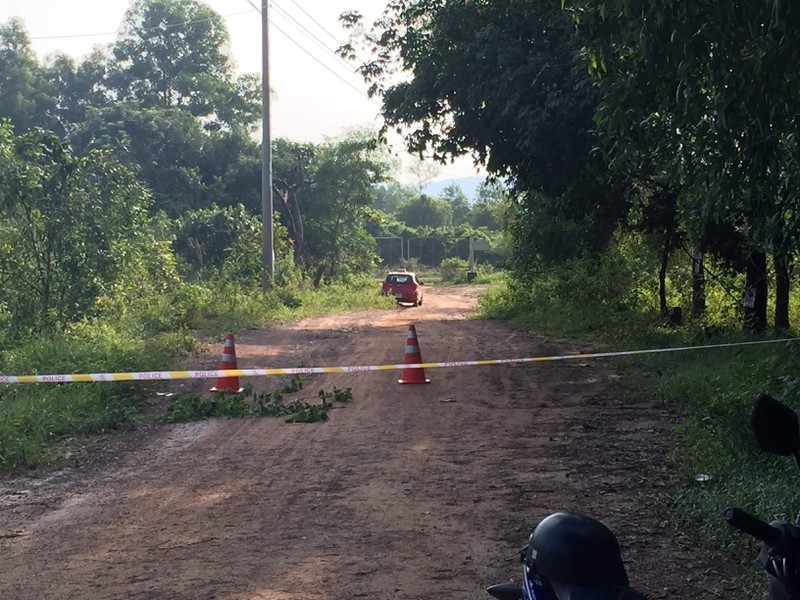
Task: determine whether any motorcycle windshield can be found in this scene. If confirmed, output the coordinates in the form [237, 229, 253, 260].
[522, 573, 558, 600]
[550, 582, 643, 600]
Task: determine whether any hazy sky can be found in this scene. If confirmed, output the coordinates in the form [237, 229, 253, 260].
[3, 0, 484, 182]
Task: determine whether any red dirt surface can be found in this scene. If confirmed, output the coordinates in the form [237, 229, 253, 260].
[0, 286, 736, 599]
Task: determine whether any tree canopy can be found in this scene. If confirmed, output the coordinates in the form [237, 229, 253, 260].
[108, 0, 260, 129]
[339, 0, 800, 328]
[342, 0, 628, 262]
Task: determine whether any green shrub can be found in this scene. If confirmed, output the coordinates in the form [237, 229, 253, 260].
[439, 258, 501, 284]
[276, 288, 303, 309]
[440, 258, 470, 282]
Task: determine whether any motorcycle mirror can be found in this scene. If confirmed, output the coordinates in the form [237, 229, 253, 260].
[486, 583, 523, 600]
[751, 394, 800, 456]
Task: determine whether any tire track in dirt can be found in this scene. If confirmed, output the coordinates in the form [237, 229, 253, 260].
[0, 286, 729, 599]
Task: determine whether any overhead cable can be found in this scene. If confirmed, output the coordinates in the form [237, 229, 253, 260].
[272, 1, 362, 77]
[271, 19, 371, 99]
[28, 9, 256, 40]
[284, 0, 343, 46]
[244, 0, 371, 100]
[281, 0, 375, 70]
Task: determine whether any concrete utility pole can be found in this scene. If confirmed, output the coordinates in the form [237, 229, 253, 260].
[260, 0, 274, 289]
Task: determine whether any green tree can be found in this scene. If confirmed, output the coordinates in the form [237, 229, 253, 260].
[107, 0, 259, 129]
[0, 22, 110, 137]
[397, 194, 452, 230]
[302, 138, 389, 284]
[405, 156, 440, 193]
[474, 179, 506, 205]
[272, 135, 393, 278]
[173, 204, 256, 277]
[566, 0, 800, 329]
[471, 179, 506, 231]
[471, 206, 499, 231]
[374, 181, 417, 215]
[72, 103, 208, 215]
[198, 127, 262, 212]
[272, 138, 315, 265]
[38, 51, 110, 137]
[342, 0, 628, 271]
[172, 203, 296, 285]
[0, 123, 157, 336]
[439, 182, 471, 226]
[73, 104, 264, 216]
[0, 18, 41, 132]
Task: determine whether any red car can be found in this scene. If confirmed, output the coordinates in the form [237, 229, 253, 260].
[381, 270, 424, 306]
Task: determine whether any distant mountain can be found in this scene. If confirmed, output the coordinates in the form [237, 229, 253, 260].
[422, 176, 486, 202]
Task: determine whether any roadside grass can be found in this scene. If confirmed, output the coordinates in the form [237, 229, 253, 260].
[0, 275, 390, 474]
[0, 331, 177, 471]
[619, 341, 800, 560]
[199, 275, 396, 334]
[478, 272, 800, 594]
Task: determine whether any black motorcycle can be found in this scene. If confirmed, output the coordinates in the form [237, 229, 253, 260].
[487, 393, 800, 600]
[725, 393, 800, 600]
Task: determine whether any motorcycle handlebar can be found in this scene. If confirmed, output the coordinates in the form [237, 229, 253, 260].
[724, 507, 785, 548]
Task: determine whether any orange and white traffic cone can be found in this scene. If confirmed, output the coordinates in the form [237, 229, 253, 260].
[210, 333, 243, 393]
[398, 324, 431, 384]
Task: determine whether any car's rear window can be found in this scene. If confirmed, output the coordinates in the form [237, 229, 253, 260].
[387, 275, 412, 284]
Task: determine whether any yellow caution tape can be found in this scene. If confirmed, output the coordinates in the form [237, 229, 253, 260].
[0, 338, 796, 384]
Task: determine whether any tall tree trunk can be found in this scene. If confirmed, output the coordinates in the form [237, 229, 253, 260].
[275, 185, 305, 265]
[286, 191, 304, 265]
[691, 243, 706, 318]
[744, 250, 768, 332]
[312, 262, 326, 288]
[775, 251, 791, 330]
[658, 240, 669, 316]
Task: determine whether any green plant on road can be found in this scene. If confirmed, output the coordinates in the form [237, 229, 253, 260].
[162, 384, 352, 424]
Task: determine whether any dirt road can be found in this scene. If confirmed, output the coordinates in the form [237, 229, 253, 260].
[0, 286, 728, 599]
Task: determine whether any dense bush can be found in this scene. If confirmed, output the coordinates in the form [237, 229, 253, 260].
[439, 257, 499, 284]
[0, 125, 163, 339]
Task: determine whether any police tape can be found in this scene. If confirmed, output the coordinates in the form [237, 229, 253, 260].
[0, 337, 797, 385]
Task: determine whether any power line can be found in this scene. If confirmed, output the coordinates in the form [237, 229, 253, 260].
[271, 2, 360, 77]
[28, 9, 256, 40]
[272, 2, 337, 56]
[272, 19, 370, 99]
[283, 0, 343, 46]
[280, 0, 374, 71]
[28, 0, 372, 102]
[242, 0, 262, 16]
[244, 0, 370, 100]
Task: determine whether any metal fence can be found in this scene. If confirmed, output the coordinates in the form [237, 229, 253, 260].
[376, 236, 473, 266]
